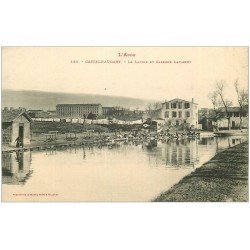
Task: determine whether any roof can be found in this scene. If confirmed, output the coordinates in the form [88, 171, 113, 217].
[218, 107, 242, 112]
[103, 107, 115, 109]
[57, 104, 102, 107]
[2, 110, 33, 123]
[162, 98, 198, 105]
[199, 106, 247, 121]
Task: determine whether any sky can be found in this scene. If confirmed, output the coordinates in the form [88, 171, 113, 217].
[2, 47, 248, 108]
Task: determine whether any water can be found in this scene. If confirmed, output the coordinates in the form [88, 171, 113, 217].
[2, 136, 247, 201]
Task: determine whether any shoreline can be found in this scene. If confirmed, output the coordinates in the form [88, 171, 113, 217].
[2, 131, 119, 153]
[0, 130, 205, 153]
[154, 141, 248, 202]
[1, 138, 116, 154]
[2, 130, 247, 154]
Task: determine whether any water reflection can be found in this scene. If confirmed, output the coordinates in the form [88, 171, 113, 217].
[199, 136, 242, 150]
[140, 136, 247, 170]
[2, 136, 247, 185]
[162, 139, 199, 167]
[2, 151, 33, 185]
[1, 135, 248, 201]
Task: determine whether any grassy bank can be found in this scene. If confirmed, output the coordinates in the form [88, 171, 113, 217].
[154, 141, 248, 202]
[31, 121, 143, 134]
[31, 121, 109, 134]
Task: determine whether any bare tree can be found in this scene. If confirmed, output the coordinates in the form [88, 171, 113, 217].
[152, 102, 162, 110]
[207, 91, 220, 131]
[146, 102, 162, 119]
[146, 103, 152, 112]
[215, 80, 233, 130]
[234, 79, 248, 129]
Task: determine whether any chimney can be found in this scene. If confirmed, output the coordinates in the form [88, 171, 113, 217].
[192, 98, 194, 103]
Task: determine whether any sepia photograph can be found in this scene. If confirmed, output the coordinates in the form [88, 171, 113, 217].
[1, 46, 248, 202]
[1, 1, 250, 250]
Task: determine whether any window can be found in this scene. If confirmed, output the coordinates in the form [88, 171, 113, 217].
[166, 103, 169, 109]
[178, 102, 182, 109]
[186, 111, 190, 117]
[165, 111, 169, 118]
[184, 103, 190, 109]
[172, 111, 177, 118]
[176, 120, 179, 126]
[178, 111, 182, 118]
[171, 102, 177, 109]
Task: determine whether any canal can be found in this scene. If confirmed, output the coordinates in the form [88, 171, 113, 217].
[2, 135, 247, 201]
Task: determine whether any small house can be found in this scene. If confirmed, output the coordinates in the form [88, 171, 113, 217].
[2, 108, 32, 147]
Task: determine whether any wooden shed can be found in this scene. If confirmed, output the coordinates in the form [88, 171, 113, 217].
[2, 109, 32, 147]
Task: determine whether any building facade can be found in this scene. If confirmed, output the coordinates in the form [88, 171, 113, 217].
[198, 107, 248, 131]
[161, 98, 198, 128]
[2, 109, 32, 146]
[216, 107, 248, 129]
[56, 104, 103, 118]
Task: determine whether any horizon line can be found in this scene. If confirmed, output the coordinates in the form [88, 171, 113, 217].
[2, 88, 161, 102]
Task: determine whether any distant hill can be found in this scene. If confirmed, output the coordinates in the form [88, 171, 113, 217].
[2, 89, 158, 111]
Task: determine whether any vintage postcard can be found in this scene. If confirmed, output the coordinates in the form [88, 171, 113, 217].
[1, 47, 248, 202]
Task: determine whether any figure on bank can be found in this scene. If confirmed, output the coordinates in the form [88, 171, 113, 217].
[15, 136, 23, 148]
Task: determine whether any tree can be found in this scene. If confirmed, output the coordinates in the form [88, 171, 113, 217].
[207, 91, 221, 131]
[146, 102, 162, 119]
[152, 102, 162, 110]
[215, 81, 233, 130]
[234, 79, 248, 129]
[87, 113, 97, 120]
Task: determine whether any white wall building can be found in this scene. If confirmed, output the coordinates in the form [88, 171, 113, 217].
[161, 98, 198, 128]
[56, 104, 103, 118]
[214, 107, 248, 129]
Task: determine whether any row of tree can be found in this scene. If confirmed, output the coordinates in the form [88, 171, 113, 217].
[208, 79, 248, 130]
